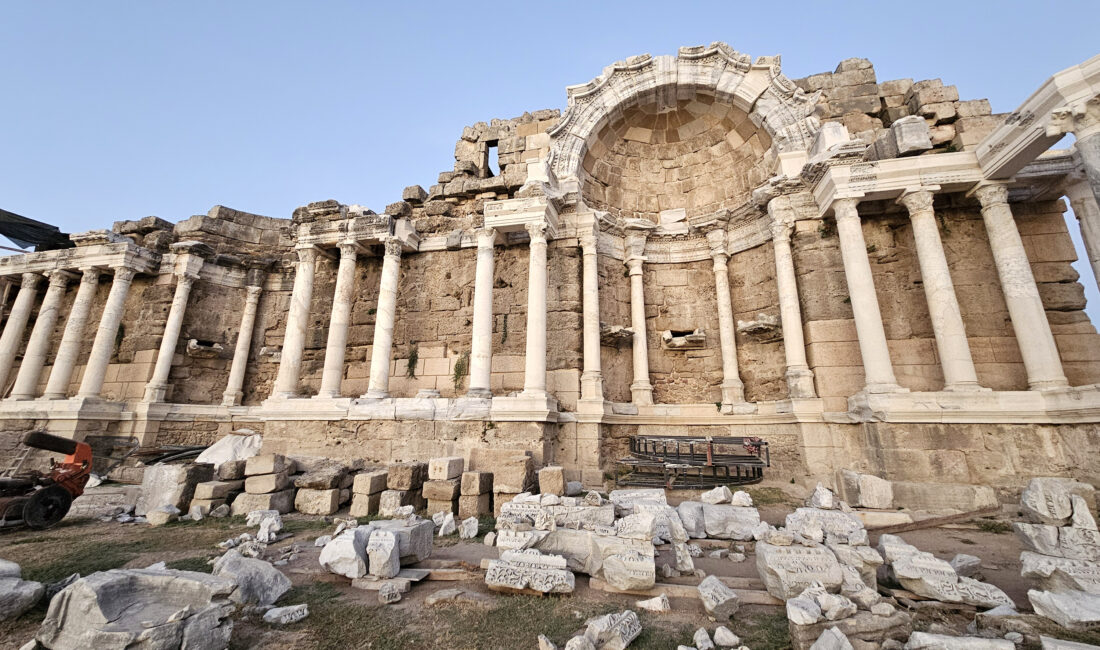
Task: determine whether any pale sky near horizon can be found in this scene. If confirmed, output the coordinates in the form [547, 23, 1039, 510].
[1, 1, 1098, 320]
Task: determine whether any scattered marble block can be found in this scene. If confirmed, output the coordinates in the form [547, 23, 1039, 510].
[698, 575, 740, 621]
[460, 517, 479, 539]
[423, 479, 460, 501]
[353, 470, 388, 495]
[428, 457, 464, 481]
[905, 632, 1013, 649]
[378, 581, 402, 604]
[636, 594, 671, 613]
[263, 604, 309, 625]
[350, 492, 381, 518]
[146, 505, 180, 526]
[583, 610, 642, 650]
[538, 466, 566, 496]
[319, 526, 375, 578]
[135, 463, 213, 516]
[0, 575, 43, 622]
[714, 626, 740, 647]
[756, 542, 844, 599]
[367, 529, 401, 579]
[701, 485, 733, 504]
[1021, 477, 1095, 526]
[245, 454, 290, 477]
[459, 493, 492, 519]
[1020, 550, 1100, 593]
[702, 504, 761, 540]
[486, 550, 575, 594]
[789, 610, 912, 650]
[295, 488, 340, 515]
[387, 462, 427, 491]
[379, 489, 418, 516]
[809, 627, 853, 650]
[371, 518, 434, 564]
[231, 489, 295, 515]
[1029, 589, 1100, 630]
[211, 549, 291, 606]
[244, 471, 290, 494]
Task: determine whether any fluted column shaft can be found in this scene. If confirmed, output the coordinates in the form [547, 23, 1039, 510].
[579, 227, 604, 402]
[365, 238, 402, 398]
[975, 183, 1067, 389]
[769, 218, 816, 398]
[522, 222, 549, 397]
[44, 269, 100, 399]
[223, 285, 263, 406]
[706, 230, 746, 408]
[899, 189, 983, 391]
[1066, 179, 1100, 291]
[10, 271, 73, 400]
[0, 273, 43, 389]
[142, 273, 197, 402]
[467, 228, 496, 398]
[317, 243, 359, 398]
[271, 247, 317, 399]
[625, 234, 653, 406]
[833, 198, 903, 393]
[78, 267, 136, 398]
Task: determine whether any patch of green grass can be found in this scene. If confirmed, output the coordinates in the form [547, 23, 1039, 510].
[269, 583, 425, 650]
[435, 594, 614, 648]
[976, 519, 1011, 534]
[632, 614, 697, 649]
[165, 555, 214, 573]
[280, 518, 334, 535]
[21, 539, 154, 584]
[734, 612, 792, 650]
[745, 487, 796, 506]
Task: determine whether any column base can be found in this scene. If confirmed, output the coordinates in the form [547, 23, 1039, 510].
[221, 391, 243, 407]
[361, 389, 390, 399]
[580, 371, 604, 402]
[942, 382, 991, 392]
[313, 390, 343, 400]
[785, 366, 817, 399]
[492, 393, 559, 422]
[465, 387, 492, 399]
[720, 401, 758, 415]
[863, 382, 909, 394]
[1029, 378, 1070, 391]
[630, 382, 653, 406]
[720, 381, 746, 406]
[142, 384, 168, 403]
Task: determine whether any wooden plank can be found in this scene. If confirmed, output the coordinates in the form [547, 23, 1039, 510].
[866, 505, 1000, 535]
[588, 577, 782, 606]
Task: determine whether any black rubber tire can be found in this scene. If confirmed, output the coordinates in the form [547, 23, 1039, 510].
[23, 431, 79, 455]
[24, 485, 72, 530]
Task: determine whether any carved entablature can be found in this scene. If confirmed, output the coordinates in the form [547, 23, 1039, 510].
[547, 42, 821, 193]
[0, 236, 161, 277]
[484, 195, 560, 239]
[295, 213, 419, 251]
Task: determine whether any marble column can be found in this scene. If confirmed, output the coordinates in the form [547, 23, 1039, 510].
[77, 266, 136, 398]
[0, 272, 43, 389]
[974, 183, 1068, 389]
[467, 227, 496, 398]
[1050, 96, 1100, 205]
[364, 238, 402, 398]
[142, 272, 198, 402]
[522, 222, 549, 398]
[317, 242, 359, 399]
[625, 233, 653, 406]
[222, 284, 264, 406]
[10, 271, 74, 400]
[271, 246, 318, 399]
[768, 216, 816, 399]
[43, 268, 100, 399]
[705, 229, 747, 409]
[899, 189, 984, 391]
[833, 198, 904, 393]
[1065, 177, 1100, 291]
[579, 225, 604, 403]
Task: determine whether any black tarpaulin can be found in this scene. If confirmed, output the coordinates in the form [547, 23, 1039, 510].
[0, 208, 72, 251]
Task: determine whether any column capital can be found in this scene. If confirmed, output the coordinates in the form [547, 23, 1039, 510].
[78, 267, 101, 284]
[897, 188, 936, 214]
[475, 227, 498, 249]
[245, 284, 264, 300]
[175, 272, 199, 290]
[19, 272, 42, 288]
[624, 256, 645, 275]
[578, 225, 598, 254]
[970, 181, 1010, 207]
[1048, 95, 1100, 140]
[705, 228, 728, 257]
[624, 231, 648, 259]
[382, 237, 403, 260]
[831, 197, 862, 221]
[110, 266, 137, 283]
[295, 245, 320, 264]
[338, 241, 360, 260]
[524, 221, 549, 245]
[1064, 173, 1096, 204]
[45, 269, 77, 288]
[770, 220, 793, 242]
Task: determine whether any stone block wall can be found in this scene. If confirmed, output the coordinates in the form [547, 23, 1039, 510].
[598, 254, 633, 403]
[728, 242, 787, 402]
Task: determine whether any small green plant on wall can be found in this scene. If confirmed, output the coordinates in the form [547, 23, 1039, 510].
[406, 344, 418, 379]
[453, 350, 470, 392]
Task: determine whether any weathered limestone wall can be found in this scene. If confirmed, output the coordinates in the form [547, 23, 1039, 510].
[164, 281, 245, 404]
[728, 242, 787, 402]
[598, 254, 632, 403]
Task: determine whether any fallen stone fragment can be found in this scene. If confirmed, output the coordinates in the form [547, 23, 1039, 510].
[694, 627, 715, 650]
[583, 610, 642, 650]
[256, 512, 283, 543]
[210, 504, 230, 518]
[484, 532, 496, 546]
[1072, 494, 1098, 531]
[810, 484, 837, 510]
[438, 512, 457, 536]
[871, 603, 895, 617]
[319, 526, 375, 578]
[788, 593, 824, 625]
[538, 634, 559, 650]
[314, 535, 332, 547]
[702, 486, 733, 504]
[36, 568, 236, 650]
[1028, 589, 1100, 630]
[730, 491, 753, 507]
[1039, 636, 1100, 650]
[486, 549, 575, 594]
[714, 626, 740, 647]
[636, 594, 671, 613]
[678, 501, 706, 538]
[950, 554, 983, 579]
[1021, 477, 1077, 526]
[460, 516, 479, 539]
[698, 575, 740, 621]
[263, 603, 309, 625]
[904, 631, 1014, 649]
[425, 588, 463, 606]
[213, 549, 291, 605]
[756, 541, 843, 599]
[378, 581, 402, 604]
[1020, 550, 1100, 593]
[810, 627, 854, 650]
[146, 504, 180, 526]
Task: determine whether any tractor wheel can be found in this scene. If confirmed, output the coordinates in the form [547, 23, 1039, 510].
[24, 485, 72, 530]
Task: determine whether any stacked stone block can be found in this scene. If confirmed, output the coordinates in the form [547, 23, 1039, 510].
[471, 448, 534, 516]
[459, 470, 493, 519]
[378, 461, 427, 515]
[423, 456, 463, 516]
[293, 463, 350, 516]
[350, 469, 388, 517]
[191, 479, 244, 514]
[232, 454, 295, 514]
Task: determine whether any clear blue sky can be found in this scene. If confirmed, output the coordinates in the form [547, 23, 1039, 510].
[1, 1, 1097, 319]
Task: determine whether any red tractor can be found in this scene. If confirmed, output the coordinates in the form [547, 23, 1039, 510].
[0, 431, 93, 529]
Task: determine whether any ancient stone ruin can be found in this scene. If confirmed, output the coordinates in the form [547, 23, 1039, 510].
[0, 42, 1097, 507]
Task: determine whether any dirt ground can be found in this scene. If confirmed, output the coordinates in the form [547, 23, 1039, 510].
[0, 487, 1095, 650]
